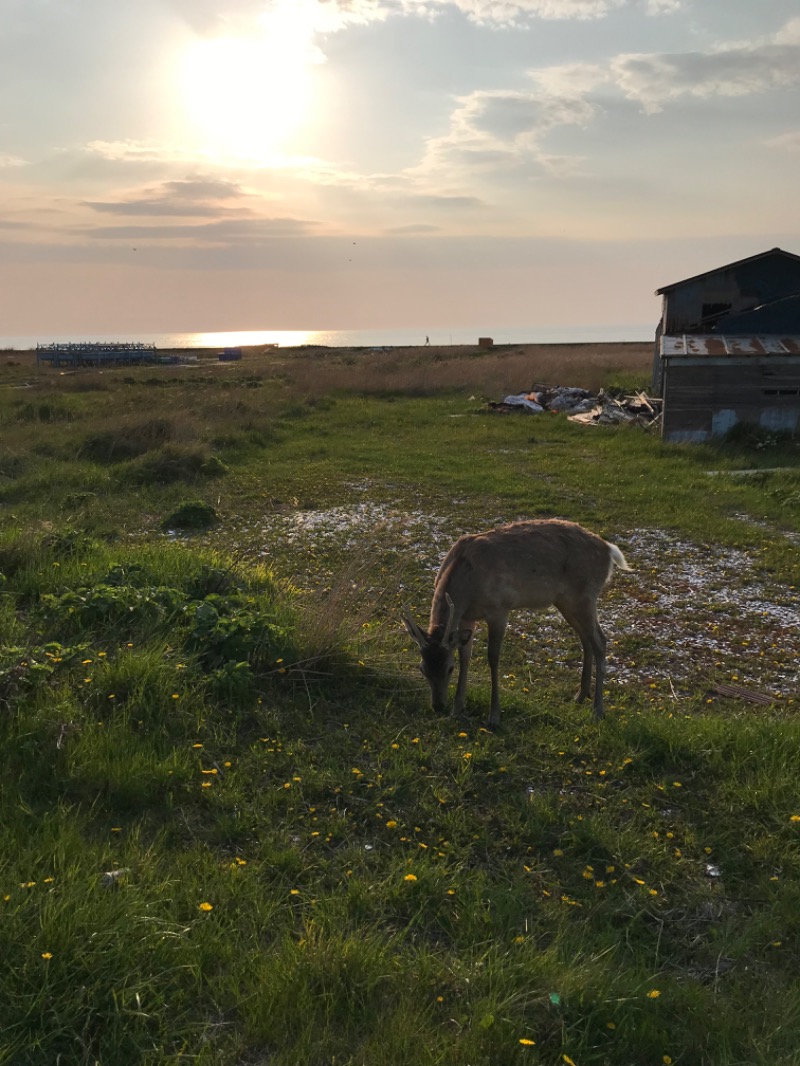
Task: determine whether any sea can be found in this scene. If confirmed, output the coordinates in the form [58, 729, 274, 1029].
[2, 323, 653, 351]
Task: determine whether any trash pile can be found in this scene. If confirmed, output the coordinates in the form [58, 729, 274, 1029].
[486, 384, 662, 428]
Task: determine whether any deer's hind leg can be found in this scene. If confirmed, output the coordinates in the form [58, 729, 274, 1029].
[556, 597, 607, 720]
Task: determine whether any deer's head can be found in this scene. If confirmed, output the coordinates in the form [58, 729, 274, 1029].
[402, 594, 464, 714]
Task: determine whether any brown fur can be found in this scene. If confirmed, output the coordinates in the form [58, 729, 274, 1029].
[403, 519, 630, 727]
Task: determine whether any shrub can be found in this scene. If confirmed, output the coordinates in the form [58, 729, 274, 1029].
[128, 446, 226, 485]
[161, 500, 219, 531]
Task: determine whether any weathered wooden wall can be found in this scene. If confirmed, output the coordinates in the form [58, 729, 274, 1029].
[662, 357, 800, 442]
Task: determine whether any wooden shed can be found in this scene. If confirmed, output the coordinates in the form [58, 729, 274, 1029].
[652, 248, 800, 442]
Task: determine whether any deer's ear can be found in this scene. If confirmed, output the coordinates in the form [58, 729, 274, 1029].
[402, 609, 428, 648]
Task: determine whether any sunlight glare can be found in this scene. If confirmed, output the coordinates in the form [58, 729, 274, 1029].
[180, 4, 323, 162]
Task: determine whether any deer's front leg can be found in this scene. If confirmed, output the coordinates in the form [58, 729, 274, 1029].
[486, 614, 508, 729]
[453, 625, 475, 718]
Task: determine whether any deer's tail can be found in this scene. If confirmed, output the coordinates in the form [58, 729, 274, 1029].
[607, 541, 632, 572]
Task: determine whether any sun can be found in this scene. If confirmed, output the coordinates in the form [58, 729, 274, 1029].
[179, 5, 322, 163]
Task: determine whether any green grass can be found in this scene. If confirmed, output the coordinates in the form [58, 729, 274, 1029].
[1, 347, 799, 1064]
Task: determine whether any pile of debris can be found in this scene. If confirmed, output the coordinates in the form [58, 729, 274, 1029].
[486, 384, 662, 428]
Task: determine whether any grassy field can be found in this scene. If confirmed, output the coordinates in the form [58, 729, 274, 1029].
[1, 341, 799, 1065]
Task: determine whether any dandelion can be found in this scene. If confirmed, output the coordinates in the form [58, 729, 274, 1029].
[663, 1057, 673, 1065]
[386, 820, 397, 828]
[171, 693, 180, 700]
[647, 989, 661, 999]
[404, 874, 418, 882]
[563, 1056, 577, 1066]
[198, 902, 213, 912]
[290, 889, 300, 896]
[519, 1038, 536, 1046]
[791, 815, 800, 823]
[41, 952, 53, 960]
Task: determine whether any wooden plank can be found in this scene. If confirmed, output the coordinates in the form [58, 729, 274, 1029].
[708, 683, 776, 706]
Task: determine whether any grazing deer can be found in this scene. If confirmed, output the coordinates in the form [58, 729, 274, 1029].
[402, 519, 630, 728]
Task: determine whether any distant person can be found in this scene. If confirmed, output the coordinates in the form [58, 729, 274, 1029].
[425, 335, 430, 345]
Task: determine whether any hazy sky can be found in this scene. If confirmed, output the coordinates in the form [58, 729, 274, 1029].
[2, 0, 799, 335]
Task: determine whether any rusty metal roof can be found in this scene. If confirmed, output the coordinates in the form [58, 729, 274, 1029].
[660, 334, 800, 357]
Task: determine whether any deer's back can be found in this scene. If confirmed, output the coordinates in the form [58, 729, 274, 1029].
[438, 519, 613, 620]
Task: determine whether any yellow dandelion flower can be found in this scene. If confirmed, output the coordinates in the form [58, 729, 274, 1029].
[519, 1037, 536, 1046]
[41, 952, 53, 960]
[386, 820, 397, 828]
[404, 874, 418, 882]
[647, 989, 661, 999]
[791, 815, 800, 823]
[198, 902, 213, 912]
[290, 889, 300, 896]
[563, 1056, 577, 1066]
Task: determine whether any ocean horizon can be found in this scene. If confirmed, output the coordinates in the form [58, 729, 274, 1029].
[2, 323, 653, 351]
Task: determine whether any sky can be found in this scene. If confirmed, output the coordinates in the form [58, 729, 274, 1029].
[1, 0, 799, 336]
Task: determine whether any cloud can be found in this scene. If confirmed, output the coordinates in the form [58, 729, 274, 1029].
[86, 140, 213, 165]
[766, 131, 800, 152]
[415, 86, 596, 184]
[608, 20, 800, 111]
[0, 155, 27, 169]
[83, 177, 253, 218]
[313, 0, 677, 26]
[385, 223, 441, 233]
[83, 216, 320, 244]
